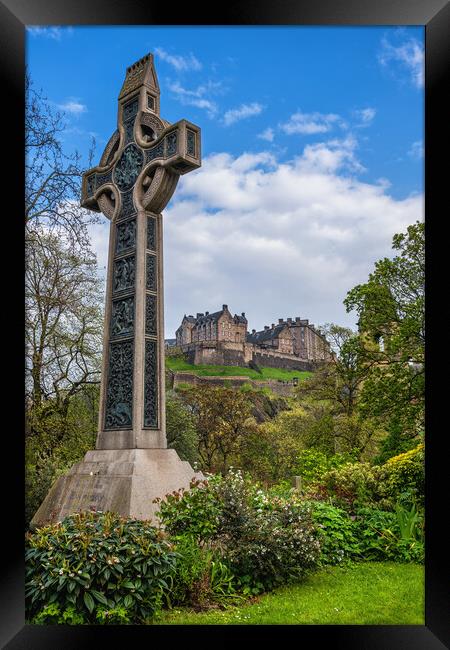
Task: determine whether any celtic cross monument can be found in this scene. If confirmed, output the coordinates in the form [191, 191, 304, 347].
[31, 53, 202, 528]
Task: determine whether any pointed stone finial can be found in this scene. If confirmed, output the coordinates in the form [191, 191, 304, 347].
[118, 52, 160, 115]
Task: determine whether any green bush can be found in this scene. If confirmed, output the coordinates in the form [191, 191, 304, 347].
[295, 449, 357, 485]
[156, 476, 222, 539]
[311, 461, 389, 511]
[26, 511, 178, 624]
[311, 444, 424, 513]
[157, 470, 321, 594]
[382, 444, 424, 507]
[169, 535, 241, 609]
[31, 603, 86, 625]
[354, 505, 424, 563]
[307, 501, 360, 565]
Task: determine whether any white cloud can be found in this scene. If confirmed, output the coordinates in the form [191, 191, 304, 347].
[408, 140, 424, 160]
[57, 98, 87, 115]
[158, 143, 422, 336]
[167, 80, 223, 118]
[258, 127, 275, 142]
[378, 35, 424, 88]
[223, 102, 264, 126]
[155, 47, 202, 72]
[353, 107, 376, 127]
[280, 110, 343, 135]
[27, 26, 73, 41]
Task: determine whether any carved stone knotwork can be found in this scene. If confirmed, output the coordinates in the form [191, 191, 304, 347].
[104, 339, 134, 430]
[114, 144, 144, 192]
[144, 339, 158, 428]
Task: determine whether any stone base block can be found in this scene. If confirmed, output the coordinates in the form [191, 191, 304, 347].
[30, 448, 203, 530]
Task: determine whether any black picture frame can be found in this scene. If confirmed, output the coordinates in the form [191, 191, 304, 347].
[2, 0, 448, 647]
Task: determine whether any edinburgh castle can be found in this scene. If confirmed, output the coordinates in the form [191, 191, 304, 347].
[175, 305, 332, 371]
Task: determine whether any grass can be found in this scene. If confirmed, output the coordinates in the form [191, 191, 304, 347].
[166, 356, 312, 382]
[152, 562, 424, 625]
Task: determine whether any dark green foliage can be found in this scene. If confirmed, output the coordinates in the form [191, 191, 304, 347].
[344, 220, 424, 448]
[25, 385, 100, 529]
[165, 392, 199, 466]
[308, 501, 360, 565]
[26, 511, 178, 624]
[169, 535, 241, 609]
[353, 505, 424, 563]
[156, 477, 222, 539]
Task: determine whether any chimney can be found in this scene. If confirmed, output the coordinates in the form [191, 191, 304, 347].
[205, 311, 209, 316]
[287, 317, 292, 323]
[222, 304, 228, 310]
[271, 323, 275, 329]
[264, 325, 270, 331]
[278, 318, 283, 324]
[252, 329, 256, 334]
[241, 312, 246, 318]
[295, 317, 300, 322]
[196, 313, 203, 319]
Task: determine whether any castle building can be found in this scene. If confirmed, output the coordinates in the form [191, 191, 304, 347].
[176, 305, 247, 346]
[175, 305, 331, 370]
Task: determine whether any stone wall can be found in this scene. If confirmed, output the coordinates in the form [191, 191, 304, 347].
[253, 351, 312, 371]
[182, 341, 311, 370]
[168, 370, 299, 396]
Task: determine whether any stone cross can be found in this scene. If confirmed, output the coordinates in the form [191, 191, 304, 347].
[81, 53, 201, 450]
[30, 54, 202, 529]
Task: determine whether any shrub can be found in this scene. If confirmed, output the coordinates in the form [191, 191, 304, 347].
[157, 470, 321, 595]
[31, 603, 86, 625]
[169, 535, 240, 609]
[295, 449, 357, 485]
[354, 505, 424, 563]
[26, 511, 178, 624]
[382, 444, 424, 507]
[307, 501, 360, 565]
[156, 476, 222, 539]
[311, 461, 389, 511]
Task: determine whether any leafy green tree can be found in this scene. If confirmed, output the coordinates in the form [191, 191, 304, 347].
[166, 392, 199, 466]
[344, 221, 424, 451]
[180, 386, 256, 474]
[296, 323, 373, 418]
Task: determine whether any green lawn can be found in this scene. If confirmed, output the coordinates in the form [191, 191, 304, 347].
[152, 562, 424, 625]
[166, 356, 312, 382]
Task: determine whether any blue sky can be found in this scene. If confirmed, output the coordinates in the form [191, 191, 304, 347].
[27, 26, 424, 336]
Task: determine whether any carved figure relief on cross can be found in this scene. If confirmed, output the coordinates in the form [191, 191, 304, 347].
[81, 53, 201, 450]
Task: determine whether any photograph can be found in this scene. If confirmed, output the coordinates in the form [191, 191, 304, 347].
[1, 2, 447, 646]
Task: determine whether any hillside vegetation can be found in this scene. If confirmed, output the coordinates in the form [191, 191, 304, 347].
[166, 355, 312, 382]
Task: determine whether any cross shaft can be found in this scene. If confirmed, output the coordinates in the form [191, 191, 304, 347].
[81, 53, 201, 450]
